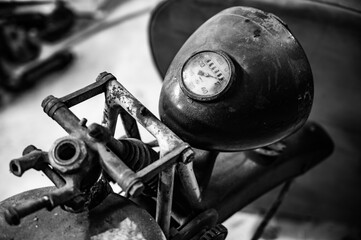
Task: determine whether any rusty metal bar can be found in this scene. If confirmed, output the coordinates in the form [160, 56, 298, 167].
[104, 77, 192, 158]
[60, 72, 115, 107]
[156, 165, 176, 238]
[41, 165, 66, 188]
[42, 95, 82, 134]
[177, 162, 202, 208]
[101, 103, 120, 136]
[136, 144, 189, 182]
[119, 108, 141, 139]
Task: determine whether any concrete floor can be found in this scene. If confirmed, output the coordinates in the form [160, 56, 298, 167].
[0, 0, 360, 239]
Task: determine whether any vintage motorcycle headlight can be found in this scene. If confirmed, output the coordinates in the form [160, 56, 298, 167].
[159, 6, 313, 151]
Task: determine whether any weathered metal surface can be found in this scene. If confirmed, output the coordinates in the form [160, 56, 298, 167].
[149, 0, 361, 222]
[0, 187, 166, 240]
[1, 56, 337, 240]
[3, 82, 176, 224]
[105, 77, 194, 161]
[159, 6, 313, 151]
[103, 74, 196, 235]
[119, 108, 141, 140]
[4, 132, 106, 225]
[101, 103, 119, 136]
[156, 165, 176, 238]
[35, 72, 198, 236]
[42, 95, 144, 198]
[136, 143, 189, 182]
[176, 162, 203, 209]
[60, 72, 115, 107]
[0, 69, 334, 239]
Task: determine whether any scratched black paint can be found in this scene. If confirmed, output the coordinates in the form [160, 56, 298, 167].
[159, 7, 313, 151]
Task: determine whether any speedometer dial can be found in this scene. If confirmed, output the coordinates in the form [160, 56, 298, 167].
[181, 51, 234, 101]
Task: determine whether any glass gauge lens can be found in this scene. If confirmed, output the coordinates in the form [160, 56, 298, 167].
[181, 51, 234, 101]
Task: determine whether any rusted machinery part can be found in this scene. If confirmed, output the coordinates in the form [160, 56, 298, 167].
[41, 95, 146, 198]
[4, 119, 160, 225]
[4, 137, 111, 225]
[0, 187, 166, 240]
[199, 224, 228, 240]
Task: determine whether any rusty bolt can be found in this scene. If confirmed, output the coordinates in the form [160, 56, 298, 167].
[79, 118, 88, 127]
[182, 148, 194, 164]
[95, 72, 109, 82]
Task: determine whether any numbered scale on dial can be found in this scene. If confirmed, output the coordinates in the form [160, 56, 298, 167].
[181, 51, 234, 101]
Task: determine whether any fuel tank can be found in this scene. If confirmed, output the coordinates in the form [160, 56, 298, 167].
[0, 187, 165, 240]
[159, 7, 313, 151]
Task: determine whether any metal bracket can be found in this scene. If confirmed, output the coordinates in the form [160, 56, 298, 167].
[43, 72, 198, 237]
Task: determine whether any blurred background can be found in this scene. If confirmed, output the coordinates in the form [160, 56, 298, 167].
[0, 0, 360, 239]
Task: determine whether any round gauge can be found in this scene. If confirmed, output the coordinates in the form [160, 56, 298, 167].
[181, 51, 234, 101]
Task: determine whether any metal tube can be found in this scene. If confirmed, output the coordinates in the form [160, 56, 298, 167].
[4, 196, 51, 226]
[119, 108, 141, 139]
[41, 165, 66, 188]
[101, 103, 119, 136]
[156, 165, 176, 238]
[104, 79, 187, 155]
[10, 148, 66, 188]
[42, 95, 82, 135]
[136, 144, 189, 182]
[177, 162, 203, 209]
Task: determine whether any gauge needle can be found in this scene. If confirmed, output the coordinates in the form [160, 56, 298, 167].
[198, 70, 218, 79]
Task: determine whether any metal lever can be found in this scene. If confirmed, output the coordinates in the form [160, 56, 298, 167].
[4, 196, 52, 226]
[4, 137, 99, 225]
[10, 145, 65, 187]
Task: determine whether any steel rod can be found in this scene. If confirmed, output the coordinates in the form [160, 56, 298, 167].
[156, 165, 176, 238]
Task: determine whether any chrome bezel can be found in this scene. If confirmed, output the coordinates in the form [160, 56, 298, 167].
[180, 50, 235, 101]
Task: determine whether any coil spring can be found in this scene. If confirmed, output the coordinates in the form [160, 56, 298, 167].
[118, 138, 159, 195]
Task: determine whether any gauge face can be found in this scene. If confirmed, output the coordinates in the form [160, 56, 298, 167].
[181, 51, 234, 101]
